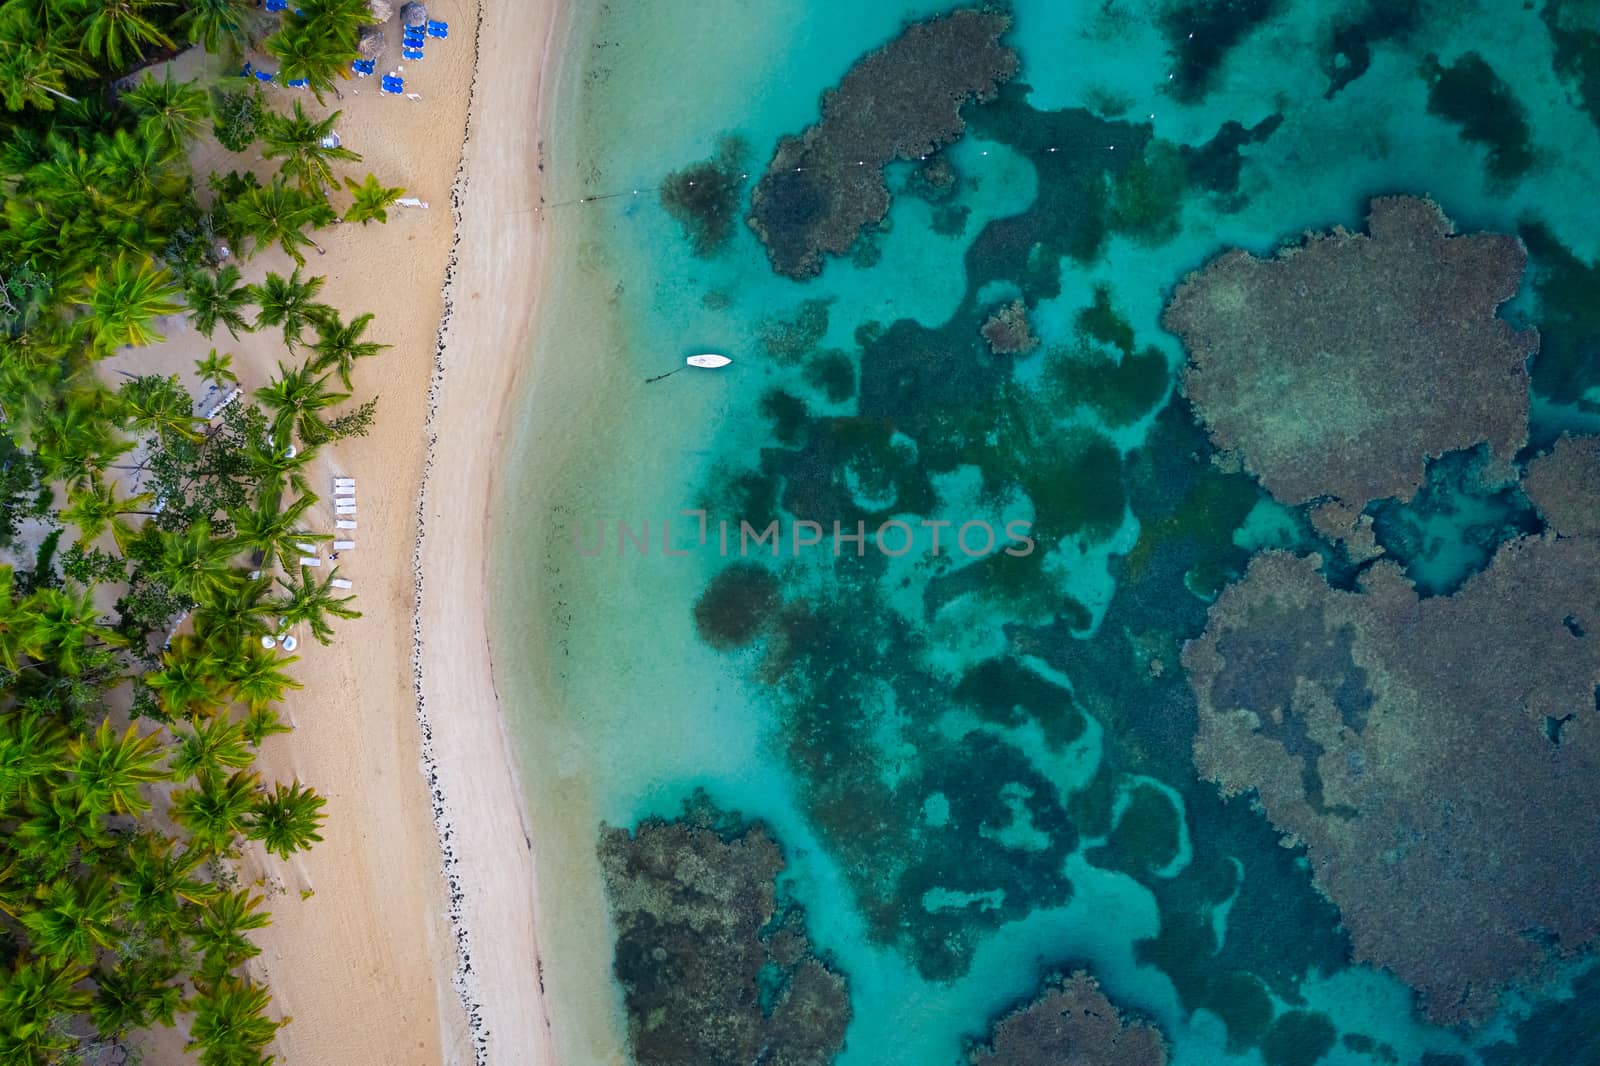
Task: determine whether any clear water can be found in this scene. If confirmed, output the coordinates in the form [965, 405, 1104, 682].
[500, 2, 1600, 1064]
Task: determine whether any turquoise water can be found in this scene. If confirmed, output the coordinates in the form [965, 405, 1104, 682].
[509, 2, 1600, 1064]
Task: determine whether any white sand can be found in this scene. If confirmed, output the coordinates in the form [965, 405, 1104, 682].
[113, 1, 572, 1062]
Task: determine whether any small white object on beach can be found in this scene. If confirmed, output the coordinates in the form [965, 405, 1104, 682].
[281, 635, 300, 653]
[687, 353, 732, 369]
[262, 635, 277, 649]
[336, 520, 357, 530]
[334, 540, 356, 550]
[331, 578, 354, 590]
[397, 197, 430, 209]
[299, 556, 323, 567]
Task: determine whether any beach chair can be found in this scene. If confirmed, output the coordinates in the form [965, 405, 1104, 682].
[334, 478, 356, 488]
[381, 75, 405, 95]
[352, 59, 376, 77]
[241, 62, 255, 78]
[298, 556, 322, 567]
[265, 0, 287, 10]
[336, 520, 357, 530]
[331, 578, 354, 591]
[427, 20, 449, 38]
[402, 47, 424, 61]
[333, 540, 356, 551]
[254, 69, 274, 83]
[294, 542, 318, 553]
[287, 77, 309, 89]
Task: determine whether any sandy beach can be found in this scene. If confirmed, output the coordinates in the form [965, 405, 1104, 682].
[109, 1, 569, 1062]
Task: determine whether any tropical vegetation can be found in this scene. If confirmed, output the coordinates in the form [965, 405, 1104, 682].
[0, 1, 395, 1062]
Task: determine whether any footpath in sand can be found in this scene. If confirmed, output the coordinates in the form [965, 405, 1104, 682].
[116, 1, 568, 1062]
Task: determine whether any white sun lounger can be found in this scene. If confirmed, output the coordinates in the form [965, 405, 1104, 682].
[336, 520, 357, 530]
[335, 504, 357, 515]
[294, 542, 318, 552]
[333, 540, 355, 550]
[334, 477, 355, 485]
[298, 556, 322, 567]
[331, 578, 354, 590]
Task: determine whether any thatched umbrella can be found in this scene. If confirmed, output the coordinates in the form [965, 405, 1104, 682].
[367, 0, 394, 21]
[357, 25, 385, 59]
[399, 1, 426, 27]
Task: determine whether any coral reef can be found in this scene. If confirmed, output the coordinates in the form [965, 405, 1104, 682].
[981, 300, 1040, 355]
[968, 970, 1168, 1065]
[659, 135, 749, 256]
[761, 298, 833, 364]
[748, 9, 1018, 278]
[1164, 196, 1535, 527]
[1523, 434, 1600, 537]
[598, 794, 851, 1066]
[1185, 537, 1600, 1023]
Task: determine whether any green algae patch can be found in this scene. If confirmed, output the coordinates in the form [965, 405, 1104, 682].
[1047, 343, 1170, 429]
[659, 135, 748, 256]
[599, 794, 851, 1066]
[1424, 52, 1535, 182]
[1186, 539, 1600, 1023]
[748, 9, 1019, 279]
[1261, 1011, 1337, 1066]
[1523, 434, 1600, 537]
[1164, 196, 1535, 529]
[1107, 139, 1186, 245]
[968, 970, 1169, 1065]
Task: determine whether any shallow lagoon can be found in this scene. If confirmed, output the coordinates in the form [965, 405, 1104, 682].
[504, 2, 1600, 1063]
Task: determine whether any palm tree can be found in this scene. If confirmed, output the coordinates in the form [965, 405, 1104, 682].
[0, 706, 69, 806]
[308, 311, 387, 388]
[195, 348, 239, 389]
[0, 15, 89, 111]
[260, 101, 360, 196]
[118, 373, 203, 443]
[241, 704, 290, 748]
[227, 646, 302, 711]
[229, 490, 326, 572]
[144, 639, 227, 718]
[91, 957, 184, 1037]
[116, 831, 215, 937]
[73, 0, 175, 70]
[22, 587, 117, 676]
[13, 788, 113, 872]
[185, 976, 281, 1066]
[247, 267, 331, 348]
[170, 770, 258, 854]
[274, 564, 360, 644]
[264, 15, 358, 103]
[185, 266, 252, 340]
[190, 577, 273, 648]
[0, 959, 91, 1065]
[247, 780, 325, 859]
[227, 177, 336, 265]
[169, 714, 255, 781]
[31, 389, 131, 484]
[243, 434, 316, 495]
[255, 362, 348, 445]
[343, 172, 405, 225]
[61, 476, 152, 551]
[19, 875, 119, 968]
[155, 522, 241, 606]
[177, 0, 254, 54]
[64, 718, 167, 816]
[122, 71, 210, 154]
[192, 889, 268, 977]
[74, 254, 182, 355]
[96, 128, 182, 205]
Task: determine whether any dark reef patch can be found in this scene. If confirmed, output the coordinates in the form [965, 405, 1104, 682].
[1424, 51, 1535, 182]
[1480, 962, 1600, 1065]
[598, 794, 851, 1066]
[1160, 0, 1279, 103]
[1543, 0, 1600, 131]
[803, 349, 857, 403]
[659, 135, 749, 256]
[1322, 0, 1419, 99]
[1261, 1010, 1337, 1066]
[748, 9, 1018, 279]
[761, 298, 833, 365]
[968, 970, 1169, 1065]
[692, 563, 782, 650]
[980, 300, 1040, 355]
[1180, 113, 1284, 199]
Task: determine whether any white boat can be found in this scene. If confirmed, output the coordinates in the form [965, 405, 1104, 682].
[687, 353, 732, 369]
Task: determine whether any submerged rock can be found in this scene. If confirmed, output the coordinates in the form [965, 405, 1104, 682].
[1184, 537, 1600, 1024]
[598, 793, 851, 1066]
[969, 970, 1168, 1065]
[748, 9, 1018, 279]
[1523, 434, 1600, 538]
[1164, 196, 1536, 530]
[981, 300, 1039, 355]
